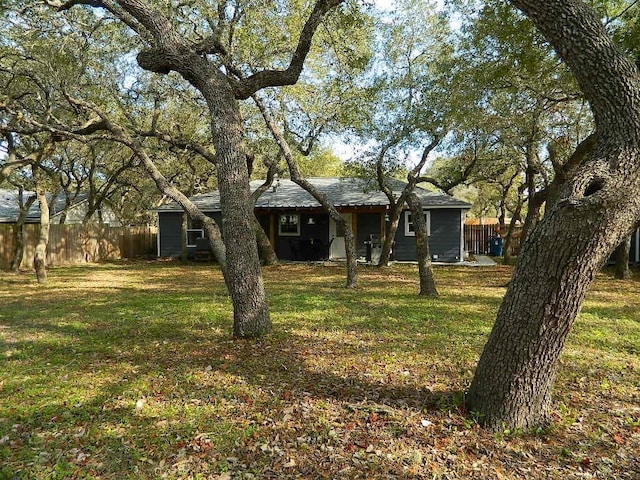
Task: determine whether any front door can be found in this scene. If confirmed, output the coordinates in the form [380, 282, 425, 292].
[329, 213, 352, 259]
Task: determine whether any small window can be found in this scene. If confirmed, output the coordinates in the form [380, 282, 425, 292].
[187, 219, 205, 247]
[279, 214, 300, 236]
[405, 210, 430, 236]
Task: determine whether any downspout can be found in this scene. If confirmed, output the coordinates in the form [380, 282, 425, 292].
[156, 212, 161, 258]
[460, 209, 466, 262]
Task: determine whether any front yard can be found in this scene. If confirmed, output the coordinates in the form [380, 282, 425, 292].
[1, 262, 638, 479]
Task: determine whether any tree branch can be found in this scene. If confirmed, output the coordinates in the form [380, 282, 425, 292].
[233, 0, 343, 99]
[509, 0, 640, 141]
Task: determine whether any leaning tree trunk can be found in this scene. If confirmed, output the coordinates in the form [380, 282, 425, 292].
[407, 193, 438, 296]
[251, 172, 279, 266]
[253, 94, 357, 287]
[378, 204, 403, 267]
[502, 198, 523, 266]
[254, 216, 278, 266]
[466, 0, 640, 430]
[466, 193, 639, 429]
[614, 234, 632, 280]
[33, 184, 50, 284]
[132, 144, 227, 269]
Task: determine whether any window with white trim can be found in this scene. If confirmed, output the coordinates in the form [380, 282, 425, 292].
[187, 219, 205, 247]
[404, 210, 430, 236]
[279, 214, 300, 236]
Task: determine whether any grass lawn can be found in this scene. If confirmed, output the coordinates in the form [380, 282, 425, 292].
[1, 262, 639, 479]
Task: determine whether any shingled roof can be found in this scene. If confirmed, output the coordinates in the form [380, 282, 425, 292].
[156, 177, 471, 212]
[0, 189, 89, 223]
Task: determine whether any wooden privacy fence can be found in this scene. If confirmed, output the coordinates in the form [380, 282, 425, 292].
[464, 224, 522, 256]
[0, 224, 157, 270]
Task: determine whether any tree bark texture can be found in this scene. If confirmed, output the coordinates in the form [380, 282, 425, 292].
[468, 0, 640, 430]
[138, 60, 271, 336]
[378, 205, 402, 267]
[109, 0, 272, 337]
[10, 191, 36, 272]
[201, 88, 271, 336]
[407, 193, 438, 296]
[614, 235, 632, 280]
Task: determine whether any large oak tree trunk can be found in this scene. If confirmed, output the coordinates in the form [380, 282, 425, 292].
[205, 92, 271, 337]
[467, 198, 638, 429]
[51, 0, 340, 338]
[467, 0, 640, 430]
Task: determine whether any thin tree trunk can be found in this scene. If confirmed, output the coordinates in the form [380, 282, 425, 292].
[132, 146, 227, 268]
[10, 190, 36, 272]
[407, 193, 438, 296]
[378, 204, 403, 266]
[33, 176, 50, 284]
[254, 216, 278, 265]
[614, 234, 631, 280]
[376, 137, 443, 267]
[343, 224, 358, 288]
[502, 197, 524, 265]
[251, 166, 279, 266]
[254, 94, 357, 287]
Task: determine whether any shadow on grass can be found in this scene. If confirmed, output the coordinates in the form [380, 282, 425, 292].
[2, 262, 639, 478]
[2, 300, 470, 477]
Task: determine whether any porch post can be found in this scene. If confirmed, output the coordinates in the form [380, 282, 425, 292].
[351, 210, 358, 253]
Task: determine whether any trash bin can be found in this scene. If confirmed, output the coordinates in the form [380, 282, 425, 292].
[489, 236, 504, 256]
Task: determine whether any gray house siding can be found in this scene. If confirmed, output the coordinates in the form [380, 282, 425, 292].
[394, 209, 463, 262]
[429, 210, 463, 262]
[158, 212, 183, 257]
[160, 208, 465, 262]
[158, 211, 222, 258]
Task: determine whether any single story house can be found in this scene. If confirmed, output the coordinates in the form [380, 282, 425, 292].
[0, 189, 120, 225]
[155, 177, 472, 263]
